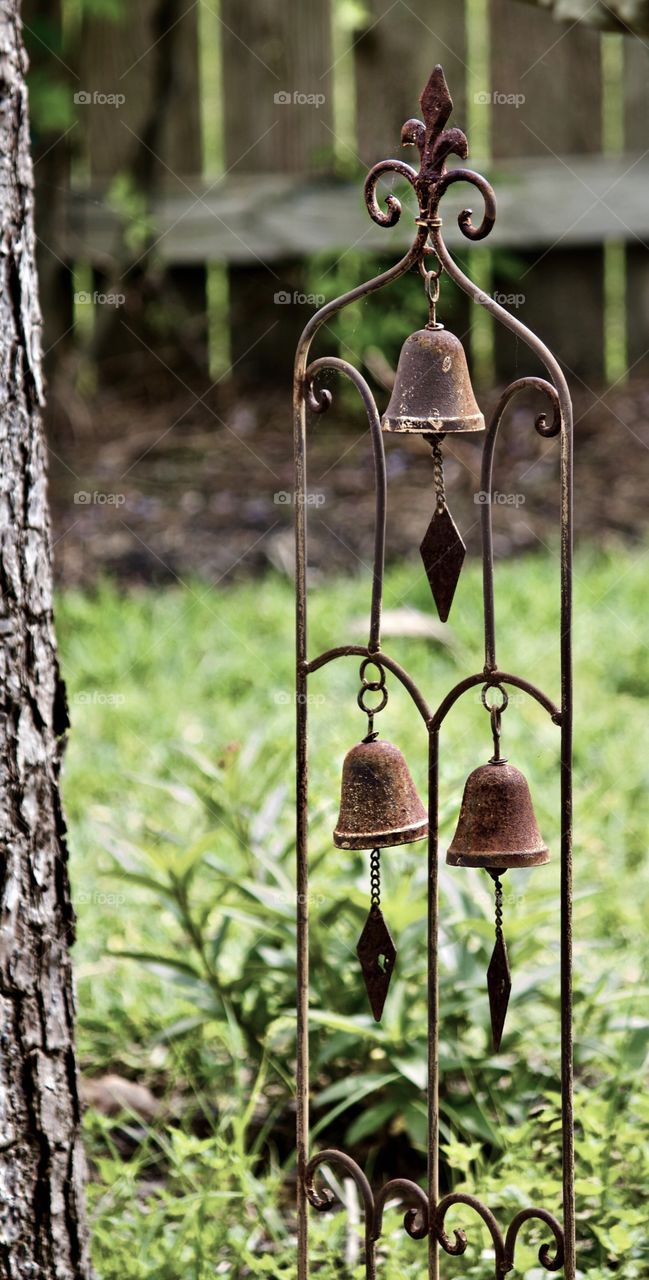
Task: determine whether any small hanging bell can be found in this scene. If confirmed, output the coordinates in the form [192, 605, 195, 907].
[446, 760, 549, 871]
[382, 326, 485, 435]
[334, 738, 428, 850]
[446, 754, 549, 1051]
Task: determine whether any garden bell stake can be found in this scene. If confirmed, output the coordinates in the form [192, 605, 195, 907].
[381, 257, 485, 622]
[446, 690, 549, 1049]
[333, 660, 427, 1021]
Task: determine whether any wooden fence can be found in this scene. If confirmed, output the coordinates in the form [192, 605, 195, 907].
[28, 0, 649, 389]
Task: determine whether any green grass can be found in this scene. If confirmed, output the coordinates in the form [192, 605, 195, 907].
[58, 544, 649, 1277]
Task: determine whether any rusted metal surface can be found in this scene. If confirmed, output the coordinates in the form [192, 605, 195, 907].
[435, 1193, 565, 1276]
[293, 62, 575, 1280]
[333, 738, 428, 850]
[446, 762, 550, 870]
[419, 436, 467, 623]
[419, 503, 466, 623]
[382, 327, 485, 433]
[356, 902, 397, 1022]
[487, 875, 512, 1053]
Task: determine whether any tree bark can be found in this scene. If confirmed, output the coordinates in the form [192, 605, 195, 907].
[0, 6, 91, 1278]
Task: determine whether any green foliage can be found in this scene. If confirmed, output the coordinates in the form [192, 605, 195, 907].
[58, 545, 649, 1275]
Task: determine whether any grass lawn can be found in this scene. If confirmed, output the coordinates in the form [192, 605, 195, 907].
[57, 543, 649, 1278]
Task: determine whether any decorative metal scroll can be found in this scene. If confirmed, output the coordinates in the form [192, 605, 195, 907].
[293, 65, 575, 1280]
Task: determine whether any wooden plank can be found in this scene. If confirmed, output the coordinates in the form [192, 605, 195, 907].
[221, 0, 334, 174]
[624, 39, 649, 372]
[353, 0, 472, 354]
[490, 0, 605, 379]
[80, 0, 202, 182]
[220, 0, 335, 383]
[63, 154, 649, 265]
[353, 0, 467, 164]
[490, 0, 602, 159]
[79, 0, 206, 374]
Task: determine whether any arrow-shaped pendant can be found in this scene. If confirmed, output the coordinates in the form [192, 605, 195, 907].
[420, 503, 466, 623]
[487, 930, 511, 1052]
[356, 905, 397, 1022]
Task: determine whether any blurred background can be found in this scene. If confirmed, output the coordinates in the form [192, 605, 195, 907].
[27, 2, 649, 1277]
[28, 0, 649, 582]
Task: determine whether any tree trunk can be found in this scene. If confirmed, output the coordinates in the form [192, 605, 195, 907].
[0, 7, 91, 1278]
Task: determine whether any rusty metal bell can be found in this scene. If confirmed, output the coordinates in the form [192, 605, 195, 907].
[334, 738, 428, 850]
[446, 759, 549, 870]
[382, 325, 485, 434]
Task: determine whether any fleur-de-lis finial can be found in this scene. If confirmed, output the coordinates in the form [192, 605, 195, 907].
[364, 63, 494, 240]
[402, 65, 469, 191]
[419, 64, 454, 144]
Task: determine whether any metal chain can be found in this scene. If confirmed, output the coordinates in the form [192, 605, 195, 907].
[494, 875, 503, 940]
[430, 439, 446, 513]
[370, 847, 381, 909]
[357, 657, 388, 739]
[419, 250, 443, 329]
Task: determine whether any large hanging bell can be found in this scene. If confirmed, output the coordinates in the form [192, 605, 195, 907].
[382, 325, 485, 434]
[334, 738, 428, 850]
[446, 759, 549, 870]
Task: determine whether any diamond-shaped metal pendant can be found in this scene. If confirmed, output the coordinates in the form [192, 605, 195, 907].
[487, 933, 512, 1052]
[356, 906, 397, 1022]
[420, 504, 466, 623]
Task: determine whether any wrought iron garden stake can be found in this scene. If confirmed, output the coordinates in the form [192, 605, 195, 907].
[293, 65, 575, 1280]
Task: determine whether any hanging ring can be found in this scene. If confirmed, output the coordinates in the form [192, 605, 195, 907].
[481, 684, 509, 714]
[358, 658, 388, 719]
[418, 253, 443, 282]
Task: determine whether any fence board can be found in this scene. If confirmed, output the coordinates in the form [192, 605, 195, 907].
[80, 0, 206, 376]
[624, 39, 649, 373]
[353, 0, 467, 164]
[490, 0, 605, 381]
[352, 1, 472, 354]
[64, 156, 649, 263]
[221, 0, 335, 383]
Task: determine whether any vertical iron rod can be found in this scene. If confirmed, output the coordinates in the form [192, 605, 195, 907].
[427, 730, 439, 1280]
[294, 354, 309, 1280]
[560, 389, 576, 1280]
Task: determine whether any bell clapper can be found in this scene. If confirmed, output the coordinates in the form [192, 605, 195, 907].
[485, 688, 513, 1048]
[487, 868, 512, 1052]
[356, 847, 397, 1023]
[420, 429, 466, 624]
